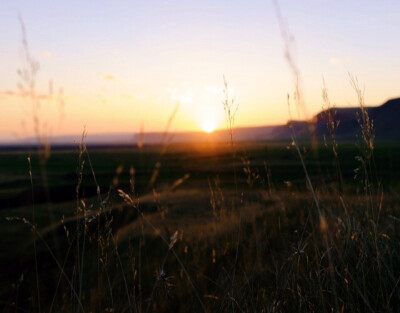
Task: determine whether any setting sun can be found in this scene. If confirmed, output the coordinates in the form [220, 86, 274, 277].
[194, 99, 224, 134]
[201, 119, 217, 133]
[197, 104, 223, 134]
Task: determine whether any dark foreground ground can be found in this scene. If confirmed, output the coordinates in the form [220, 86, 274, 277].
[1, 140, 400, 312]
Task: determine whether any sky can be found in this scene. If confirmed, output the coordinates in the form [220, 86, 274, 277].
[1, 0, 400, 141]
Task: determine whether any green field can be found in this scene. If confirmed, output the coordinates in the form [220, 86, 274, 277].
[1, 140, 400, 312]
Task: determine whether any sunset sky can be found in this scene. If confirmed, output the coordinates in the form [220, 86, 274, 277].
[1, 1, 400, 141]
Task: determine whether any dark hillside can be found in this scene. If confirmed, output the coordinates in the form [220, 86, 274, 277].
[314, 97, 400, 141]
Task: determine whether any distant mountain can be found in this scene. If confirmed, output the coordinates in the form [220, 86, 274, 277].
[313, 97, 400, 141]
[2, 98, 399, 147]
[250, 97, 400, 142]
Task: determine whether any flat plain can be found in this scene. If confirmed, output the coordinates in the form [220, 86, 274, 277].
[1, 140, 400, 312]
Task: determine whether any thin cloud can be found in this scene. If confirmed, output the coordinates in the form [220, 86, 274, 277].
[1, 89, 53, 100]
[166, 82, 193, 104]
[0, 90, 17, 96]
[121, 93, 133, 100]
[329, 56, 351, 66]
[0, 89, 27, 99]
[42, 50, 52, 57]
[166, 86, 178, 94]
[101, 73, 119, 82]
[329, 57, 341, 66]
[172, 91, 193, 105]
[37, 93, 51, 100]
[204, 85, 222, 95]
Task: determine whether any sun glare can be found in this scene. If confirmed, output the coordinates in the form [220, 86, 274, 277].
[201, 120, 216, 133]
[194, 94, 224, 134]
[197, 104, 223, 133]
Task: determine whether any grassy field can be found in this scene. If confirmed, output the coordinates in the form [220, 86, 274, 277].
[1, 140, 400, 312]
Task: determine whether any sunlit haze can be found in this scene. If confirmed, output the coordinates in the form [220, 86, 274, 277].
[1, 1, 400, 141]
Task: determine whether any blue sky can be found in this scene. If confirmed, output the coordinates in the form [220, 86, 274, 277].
[1, 0, 400, 139]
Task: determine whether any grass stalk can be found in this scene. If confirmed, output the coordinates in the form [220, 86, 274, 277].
[84, 145, 134, 313]
[27, 156, 41, 313]
[6, 217, 86, 313]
